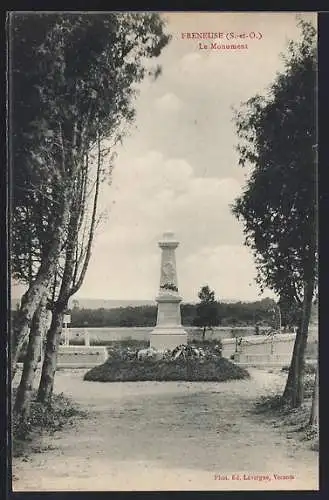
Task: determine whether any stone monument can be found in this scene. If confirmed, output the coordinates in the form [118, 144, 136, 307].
[150, 231, 188, 351]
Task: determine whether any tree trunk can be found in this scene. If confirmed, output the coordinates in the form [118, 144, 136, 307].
[13, 292, 48, 420]
[37, 306, 65, 404]
[309, 362, 319, 428]
[202, 327, 206, 342]
[36, 214, 79, 401]
[37, 144, 102, 402]
[282, 278, 314, 408]
[11, 197, 71, 379]
[37, 227, 78, 403]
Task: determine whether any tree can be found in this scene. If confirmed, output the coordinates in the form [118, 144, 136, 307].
[72, 300, 79, 311]
[11, 12, 170, 411]
[278, 292, 302, 331]
[193, 285, 220, 341]
[37, 139, 106, 403]
[14, 291, 49, 420]
[232, 19, 317, 408]
[309, 361, 319, 430]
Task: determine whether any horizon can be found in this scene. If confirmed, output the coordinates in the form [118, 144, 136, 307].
[11, 294, 276, 310]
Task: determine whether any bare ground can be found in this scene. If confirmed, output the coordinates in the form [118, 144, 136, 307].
[12, 368, 319, 491]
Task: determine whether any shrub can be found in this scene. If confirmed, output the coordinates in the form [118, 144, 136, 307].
[12, 389, 86, 456]
[107, 341, 148, 362]
[84, 356, 250, 383]
[255, 373, 315, 416]
[281, 363, 316, 374]
[254, 394, 286, 413]
[304, 374, 316, 398]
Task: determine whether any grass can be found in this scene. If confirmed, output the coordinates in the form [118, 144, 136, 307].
[255, 372, 316, 412]
[12, 389, 86, 458]
[253, 372, 318, 451]
[84, 356, 249, 383]
[281, 363, 316, 375]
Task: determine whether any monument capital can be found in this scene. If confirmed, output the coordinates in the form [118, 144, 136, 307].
[158, 231, 179, 249]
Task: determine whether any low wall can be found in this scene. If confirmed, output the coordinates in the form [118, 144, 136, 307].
[16, 346, 108, 370]
[222, 333, 296, 364]
[57, 346, 107, 367]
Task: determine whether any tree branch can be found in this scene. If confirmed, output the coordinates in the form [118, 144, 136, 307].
[70, 132, 102, 295]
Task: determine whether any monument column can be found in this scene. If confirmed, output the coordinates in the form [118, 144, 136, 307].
[150, 232, 188, 351]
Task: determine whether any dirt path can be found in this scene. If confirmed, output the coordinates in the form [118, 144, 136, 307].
[12, 368, 318, 491]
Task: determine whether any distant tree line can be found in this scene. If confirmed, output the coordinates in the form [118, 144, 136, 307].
[60, 297, 285, 328]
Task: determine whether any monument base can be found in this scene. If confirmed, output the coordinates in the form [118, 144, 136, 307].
[150, 326, 188, 351]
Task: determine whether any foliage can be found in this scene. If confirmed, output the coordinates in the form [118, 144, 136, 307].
[256, 372, 315, 415]
[32, 297, 281, 328]
[232, 19, 317, 305]
[193, 285, 221, 337]
[12, 298, 281, 329]
[232, 19, 317, 408]
[253, 371, 318, 451]
[281, 363, 316, 375]
[105, 340, 223, 363]
[278, 292, 302, 329]
[137, 347, 164, 360]
[10, 13, 170, 307]
[83, 356, 250, 382]
[11, 12, 171, 404]
[12, 389, 85, 455]
[11, 12, 171, 317]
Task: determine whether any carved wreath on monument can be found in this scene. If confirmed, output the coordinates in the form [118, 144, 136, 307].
[160, 261, 178, 292]
[160, 282, 178, 292]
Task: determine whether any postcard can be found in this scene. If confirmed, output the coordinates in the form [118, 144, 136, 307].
[9, 11, 318, 492]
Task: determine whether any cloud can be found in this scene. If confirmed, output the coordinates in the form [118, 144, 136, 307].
[180, 244, 272, 301]
[81, 150, 252, 300]
[12, 13, 315, 306]
[100, 150, 243, 248]
[154, 92, 183, 113]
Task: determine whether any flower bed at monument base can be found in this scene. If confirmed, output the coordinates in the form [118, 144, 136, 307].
[83, 356, 250, 382]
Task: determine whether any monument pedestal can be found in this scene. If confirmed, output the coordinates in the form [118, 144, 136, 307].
[150, 329, 188, 351]
[149, 232, 188, 351]
[150, 293, 187, 350]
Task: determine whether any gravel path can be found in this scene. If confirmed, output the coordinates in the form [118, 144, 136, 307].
[12, 368, 318, 491]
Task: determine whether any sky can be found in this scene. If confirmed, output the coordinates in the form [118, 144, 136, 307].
[12, 11, 317, 304]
